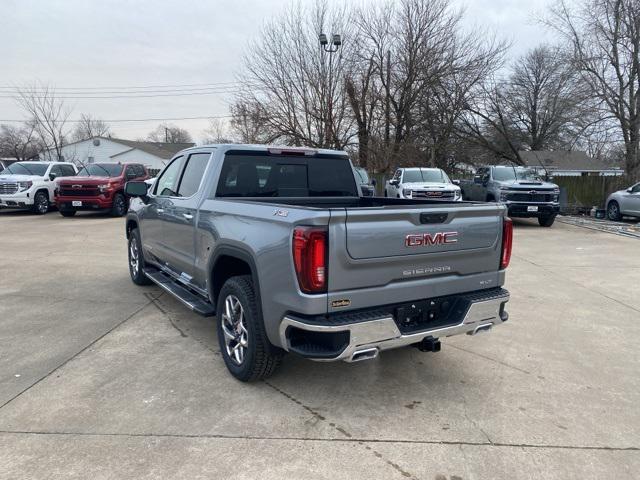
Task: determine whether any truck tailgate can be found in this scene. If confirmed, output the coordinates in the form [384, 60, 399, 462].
[327, 203, 505, 303]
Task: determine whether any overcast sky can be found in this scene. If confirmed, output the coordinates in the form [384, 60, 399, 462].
[1, 0, 554, 142]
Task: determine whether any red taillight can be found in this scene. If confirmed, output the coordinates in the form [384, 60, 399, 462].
[500, 217, 513, 269]
[292, 226, 327, 293]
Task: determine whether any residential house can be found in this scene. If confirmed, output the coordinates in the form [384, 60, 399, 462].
[39, 137, 194, 171]
[518, 150, 624, 177]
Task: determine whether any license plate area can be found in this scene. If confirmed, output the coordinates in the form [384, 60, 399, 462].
[394, 295, 465, 334]
[72, 201, 83, 207]
[527, 206, 538, 212]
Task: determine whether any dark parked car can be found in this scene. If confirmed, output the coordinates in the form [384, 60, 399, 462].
[354, 166, 376, 196]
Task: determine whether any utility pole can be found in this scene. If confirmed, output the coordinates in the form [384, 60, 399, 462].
[164, 127, 169, 143]
[385, 50, 391, 148]
[319, 33, 342, 149]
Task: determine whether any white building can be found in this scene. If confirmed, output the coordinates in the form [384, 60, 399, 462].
[39, 137, 194, 171]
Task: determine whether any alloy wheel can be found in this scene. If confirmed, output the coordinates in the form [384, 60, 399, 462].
[221, 294, 248, 365]
[37, 195, 48, 214]
[129, 239, 139, 274]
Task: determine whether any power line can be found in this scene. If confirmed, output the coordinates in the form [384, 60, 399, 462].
[0, 90, 243, 99]
[0, 114, 233, 124]
[0, 86, 241, 95]
[0, 81, 240, 91]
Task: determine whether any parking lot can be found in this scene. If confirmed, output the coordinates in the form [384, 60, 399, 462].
[1, 210, 639, 479]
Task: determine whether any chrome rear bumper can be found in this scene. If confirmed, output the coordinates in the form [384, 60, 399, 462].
[279, 288, 509, 362]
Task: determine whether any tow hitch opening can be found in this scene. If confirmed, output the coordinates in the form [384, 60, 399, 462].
[413, 337, 441, 352]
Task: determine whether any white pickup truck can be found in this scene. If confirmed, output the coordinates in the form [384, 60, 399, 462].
[0, 161, 78, 214]
[385, 167, 462, 201]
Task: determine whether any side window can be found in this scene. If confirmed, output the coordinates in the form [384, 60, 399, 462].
[136, 165, 146, 177]
[50, 165, 62, 177]
[392, 169, 401, 182]
[61, 165, 76, 176]
[177, 153, 210, 197]
[154, 156, 185, 196]
[125, 165, 137, 180]
[631, 183, 640, 194]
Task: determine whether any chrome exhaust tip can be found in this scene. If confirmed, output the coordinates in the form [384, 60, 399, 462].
[468, 323, 493, 335]
[349, 347, 379, 362]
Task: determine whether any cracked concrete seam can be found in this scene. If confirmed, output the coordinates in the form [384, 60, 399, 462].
[0, 430, 637, 452]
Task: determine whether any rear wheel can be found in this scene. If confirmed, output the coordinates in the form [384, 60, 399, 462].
[607, 201, 622, 221]
[110, 193, 127, 217]
[216, 275, 282, 381]
[32, 191, 49, 214]
[128, 228, 152, 285]
[538, 214, 556, 227]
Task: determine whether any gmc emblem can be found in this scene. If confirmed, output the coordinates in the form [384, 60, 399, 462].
[405, 232, 458, 247]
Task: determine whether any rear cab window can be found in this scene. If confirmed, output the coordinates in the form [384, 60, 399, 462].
[214, 150, 358, 198]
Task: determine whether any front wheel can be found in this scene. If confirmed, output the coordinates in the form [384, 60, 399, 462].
[128, 228, 152, 285]
[538, 214, 556, 227]
[32, 191, 49, 215]
[110, 193, 128, 217]
[216, 275, 282, 381]
[607, 201, 622, 221]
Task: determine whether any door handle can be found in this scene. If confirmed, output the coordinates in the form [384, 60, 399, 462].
[157, 208, 164, 213]
[182, 213, 194, 220]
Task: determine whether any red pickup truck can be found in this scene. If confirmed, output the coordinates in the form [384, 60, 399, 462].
[56, 163, 149, 217]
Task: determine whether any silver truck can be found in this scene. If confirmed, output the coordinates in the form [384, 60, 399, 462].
[460, 165, 560, 227]
[124, 145, 512, 381]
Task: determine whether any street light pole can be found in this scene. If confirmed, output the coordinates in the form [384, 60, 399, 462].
[319, 33, 341, 149]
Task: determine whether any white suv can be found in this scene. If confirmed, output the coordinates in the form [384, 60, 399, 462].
[0, 161, 77, 214]
[385, 167, 462, 201]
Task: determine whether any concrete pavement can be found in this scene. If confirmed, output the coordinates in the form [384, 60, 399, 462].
[0, 210, 638, 479]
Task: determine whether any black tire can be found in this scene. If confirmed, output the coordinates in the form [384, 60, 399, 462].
[607, 201, 622, 221]
[384, 190, 388, 197]
[216, 275, 282, 382]
[59, 209, 76, 217]
[110, 193, 128, 217]
[32, 190, 49, 215]
[128, 228, 152, 285]
[538, 214, 556, 227]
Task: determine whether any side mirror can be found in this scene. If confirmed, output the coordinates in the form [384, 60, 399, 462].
[125, 181, 149, 199]
[452, 179, 460, 186]
[49, 173, 57, 181]
[390, 179, 399, 186]
[627, 187, 633, 193]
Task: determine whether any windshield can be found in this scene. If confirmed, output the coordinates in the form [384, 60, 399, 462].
[492, 166, 542, 182]
[77, 164, 123, 177]
[402, 169, 446, 183]
[0, 162, 49, 176]
[354, 167, 370, 184]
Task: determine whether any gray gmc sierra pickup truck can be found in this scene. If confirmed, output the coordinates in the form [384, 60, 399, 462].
[124, 145, 512, 381]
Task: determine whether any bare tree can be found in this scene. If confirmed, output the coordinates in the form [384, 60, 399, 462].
[71, 114, 112, 142]
[14, 83, 71, 161]
[229, 101, 279, 144]
[0, 122, 40, 161]
[201, 118, 234, 144]
[546, 0, 640, 176]
[234, 0, 355, 149]
[460, 45, 589, 164]
[146, 123, 193, 143]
